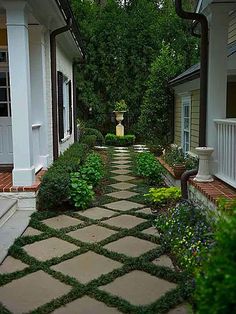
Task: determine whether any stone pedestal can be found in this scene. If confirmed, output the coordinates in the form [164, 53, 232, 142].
[194, 147, 214, 182]
[116, 124, 124, 136]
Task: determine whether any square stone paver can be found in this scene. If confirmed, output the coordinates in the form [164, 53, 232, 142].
[106, 190, 138, 200]
[110, 182, 136, 190]
[104, 200, 144, 211]
[23, 237, 78, 261]
[111, 164, 131, 169]
[0, 270, 71, 314]
[153, 255, 175, 270]
[100, 270, 177, 306]
[112, 175, 136, 182]
[22, 227, 42, 236]
[111, 160, 131, 165]
[111, 169, 131, 175]
[104, 236, 157, 257]
[113, 156, 130, 160]
[53, 296, 121, 314]
[136, 207, 153, 215]
[103, 215, 146, 229]
[114, 153, 129, 157]
[78, 207, 116, 220]
[42, 215, 83, 229]
[141, 227, 160, 237]
[52, 251, 122, 284]
[0, 256, 28, 274]
[67, 225, 116, 243]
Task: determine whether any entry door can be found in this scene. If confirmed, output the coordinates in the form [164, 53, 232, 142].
[0, 67, 13, 164]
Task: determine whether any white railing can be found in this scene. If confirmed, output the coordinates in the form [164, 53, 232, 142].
[32, 124, 42, 173]
[214, 119, 236, 188]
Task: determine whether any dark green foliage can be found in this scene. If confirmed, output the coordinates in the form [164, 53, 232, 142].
[69, 175, 94, 209]
[134, 151, 164, 186]
[81, 134, 97, 147]
[37, 143, 89, 210]
[155, 201, 214, 271]
[80, 153, 104, 187]
[195, 203, 236, 314]
[81, 128, 105, 145]
[164, 145, 185, 166]
[105, 133, 135, 146]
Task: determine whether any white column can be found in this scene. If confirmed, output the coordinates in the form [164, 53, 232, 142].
[5, 0, 35, 186]
[206, 4, 230, 172]
[29, 25, 49, 169]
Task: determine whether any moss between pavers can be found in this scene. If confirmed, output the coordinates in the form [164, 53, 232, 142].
[0, 148, 192, 314]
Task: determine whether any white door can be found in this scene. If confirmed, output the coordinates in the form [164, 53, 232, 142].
[0, 56, 13, 164]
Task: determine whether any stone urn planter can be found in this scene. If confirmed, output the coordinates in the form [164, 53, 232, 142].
[113, 111, 126, 136]
[173, 163, 186, 179]
[193, 147, 214, 182]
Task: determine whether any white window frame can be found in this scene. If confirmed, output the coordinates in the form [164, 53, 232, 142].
[62, 75, 70, 139]
[0, 47, 11, 118]
[181, 94, 191, 154]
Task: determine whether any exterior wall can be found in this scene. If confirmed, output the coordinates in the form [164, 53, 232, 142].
[228, 10, 236, 45]
[56, 44, 75, 155]
[174, 95, 181, 147]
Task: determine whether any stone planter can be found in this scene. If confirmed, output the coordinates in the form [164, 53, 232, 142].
[173, 164, 186, 179]
[114, 111, 126, 136]
[194, 147, 214, 182]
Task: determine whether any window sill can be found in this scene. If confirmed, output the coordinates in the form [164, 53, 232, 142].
[60, 134, 71, 143]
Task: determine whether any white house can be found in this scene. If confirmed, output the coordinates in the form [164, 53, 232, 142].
[0, 0, 83, 187]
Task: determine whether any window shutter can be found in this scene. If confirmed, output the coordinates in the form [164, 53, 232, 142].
[57, 71, 64, 141]
[68, 80, 73, 134]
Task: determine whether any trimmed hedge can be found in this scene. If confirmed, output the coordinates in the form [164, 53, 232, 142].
[81, 128, 105, 146]
[81, 134, 97, 148]
[105, 133, 135, 146]
[37, 143, 89, 210]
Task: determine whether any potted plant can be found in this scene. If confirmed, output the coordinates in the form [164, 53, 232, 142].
[164, 144, 186, 179]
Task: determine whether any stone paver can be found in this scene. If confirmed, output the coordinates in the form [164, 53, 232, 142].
[100, 270, 177, 306]
[42, 215, 83, 229]
[111, 160, 131, 165]
[114, 153, 129, 157]
[142, 226, 160, 237]
[111, 169, 131, 175]
[78, 207, 116, 220]
[23, 237, 78, 261]
[53, 296, 121, 314]
[153, 255, 175, 270]
[136, 207, 153, 215]
[113, 156, 130, 160]
[103, 215, 146, 229]
[104, 236, 157, 257]
[52, 251, 122, 284]
[0, 256, 28, 274]
[22, 227, 42, 236]
[111, 164, 131, 169]
[67, 225, 116, 243]
[104, 200, 144, 211]
[112, 175, 136, 182]
[110, 182, 136, 190]
[106, 190, 138, 199]
[0, 270, 71, 313]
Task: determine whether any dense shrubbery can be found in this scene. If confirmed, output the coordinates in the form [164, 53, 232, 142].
[145, 187, 181, 210]
[80, 128, 105, 146]
[134, 152, 164, 186]
[155, 201, 214, 272]
[37, 143, 89, 210]
[69, 175, 94, 209]
[195, 201, 236, 314]
[81, 134, 97, 147]
[80, 153, 104, 187]
[105, 134, 135, 146]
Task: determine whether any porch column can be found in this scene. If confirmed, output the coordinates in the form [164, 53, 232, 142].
[206, 3, 229, 171]
[5, 0, 35, 186]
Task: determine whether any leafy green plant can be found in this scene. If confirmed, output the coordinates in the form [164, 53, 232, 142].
[105, 134, 135, 146]
[164, 145, 185, 166]
[69, 173, 94, 209]
[114, 100, 128, 111]
[81, 134, 97, 147]
[155, 201, 214, 272]
[145, 187, 181, 210]
[80, 153, 104, 187]
[185, 153, 199, 170]
[195, 202, 236, 314]
[81, 127, 105, 146]
[134, 152, 164, 186]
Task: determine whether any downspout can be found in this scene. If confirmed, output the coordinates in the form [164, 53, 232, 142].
[175, 0, 209, 198]
[50, 19, 72, 160]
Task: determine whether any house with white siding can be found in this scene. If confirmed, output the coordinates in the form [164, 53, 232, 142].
[170, 0, 236, 206]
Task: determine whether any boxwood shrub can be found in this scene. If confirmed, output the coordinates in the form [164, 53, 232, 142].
[105, 133, 135, 146]
[81, 128, 105, 146]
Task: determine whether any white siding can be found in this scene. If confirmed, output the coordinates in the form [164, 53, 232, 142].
[228, 10, 236, 44]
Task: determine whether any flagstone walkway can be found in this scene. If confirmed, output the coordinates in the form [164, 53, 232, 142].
[0, 147, 190, 314]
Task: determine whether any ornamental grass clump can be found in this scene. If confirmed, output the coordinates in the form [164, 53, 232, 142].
[155, 201, 214, 271]
[145, 187, 181, 211]
[134, 152, 164, 186]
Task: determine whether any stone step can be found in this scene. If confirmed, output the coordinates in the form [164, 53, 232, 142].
[0, 199, 18, 228]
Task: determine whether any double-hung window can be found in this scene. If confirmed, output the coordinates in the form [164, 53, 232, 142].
[181, 95, 191, 154]
[0, 49, 11, 118]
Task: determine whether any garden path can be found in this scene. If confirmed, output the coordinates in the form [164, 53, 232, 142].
[0, 147, 189, 314]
